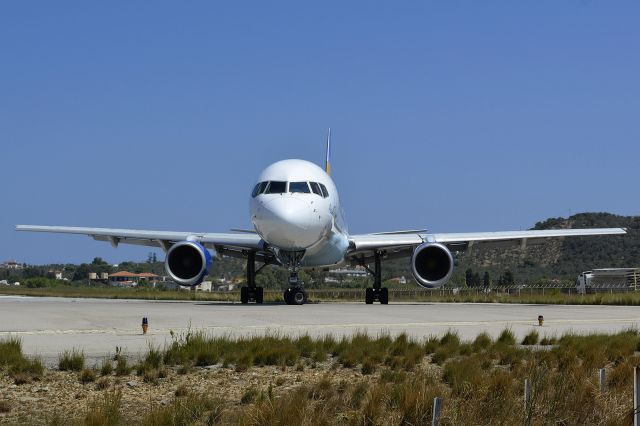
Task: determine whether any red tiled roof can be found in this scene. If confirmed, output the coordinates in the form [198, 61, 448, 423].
[110, 271, 135, 277]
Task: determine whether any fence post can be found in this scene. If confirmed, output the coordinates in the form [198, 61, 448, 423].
[599, 368, 606, 392]
[635, 367, 640, 426]
[524, 378, 531, 413]
[432, 396, 441, 426]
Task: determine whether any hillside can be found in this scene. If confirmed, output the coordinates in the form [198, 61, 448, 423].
[456, 212, 639, 284]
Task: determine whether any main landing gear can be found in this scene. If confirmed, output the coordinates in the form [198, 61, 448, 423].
[362, 251, 388, 305]
[240, 251, 264, 304]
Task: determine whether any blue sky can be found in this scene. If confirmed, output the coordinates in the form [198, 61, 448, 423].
[1, 2, 638, 264]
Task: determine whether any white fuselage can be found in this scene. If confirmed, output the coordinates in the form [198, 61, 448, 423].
[250, 159, 349, 267]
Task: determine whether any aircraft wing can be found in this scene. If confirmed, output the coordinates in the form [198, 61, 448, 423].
[15, 225, 265, 257]
[348, 228, 627, 261]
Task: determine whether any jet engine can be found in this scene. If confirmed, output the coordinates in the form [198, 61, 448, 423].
[411, 242, 454, 288]
[165, 241, 213, 287]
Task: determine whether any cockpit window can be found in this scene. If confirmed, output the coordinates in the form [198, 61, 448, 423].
[266, 181, 287, 194]
[309, 182, 322, 196]
[251, 182, 269, 197]
[319, 183, 329, 198]
[289, 181, 310, 193]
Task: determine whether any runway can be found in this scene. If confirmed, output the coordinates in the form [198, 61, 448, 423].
[1, 295, 639, 365]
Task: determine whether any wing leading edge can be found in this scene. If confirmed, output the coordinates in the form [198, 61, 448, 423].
[15, 225, 265, 253]
[349, 228, 627, 252]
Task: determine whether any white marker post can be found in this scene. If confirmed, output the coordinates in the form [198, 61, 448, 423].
[635, 367, 640, 426]
[432, 397, 441, 426]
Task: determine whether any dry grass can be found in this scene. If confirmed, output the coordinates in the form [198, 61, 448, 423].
[8, 330, 640, 424]
[79, 368, 96, 384]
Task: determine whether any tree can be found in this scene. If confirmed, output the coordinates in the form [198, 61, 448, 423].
[483, 271, 491, 287]
[465, 268, 474, 287]
[498, 270, 515, 286]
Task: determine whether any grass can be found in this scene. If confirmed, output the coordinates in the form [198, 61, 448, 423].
[0, 336, 44, 384]
[522, 330, 540, 345]
[58, 349, 85, 371]
[100, 358, 113, 376]
[82, 390, 122, 426]
[79, 368, 96, 384]
[8, 329, 640, 424]
[141, 392, 224, 426]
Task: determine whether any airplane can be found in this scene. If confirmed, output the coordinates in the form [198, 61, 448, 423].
[16, 133, 626, 305]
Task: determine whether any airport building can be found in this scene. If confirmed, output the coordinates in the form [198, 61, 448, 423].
[108, 271, 167, 287]
[1, 260, 23, 270]
[576, 268, 640, 294]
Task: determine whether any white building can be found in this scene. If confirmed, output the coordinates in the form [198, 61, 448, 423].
[1, 260, 23, 270]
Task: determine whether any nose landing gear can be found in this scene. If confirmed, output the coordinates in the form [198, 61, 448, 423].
[284, 271, 307, 305]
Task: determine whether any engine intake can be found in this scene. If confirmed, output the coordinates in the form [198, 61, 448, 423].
[411, 242, 454, 288]
[165, 241, 212, 287]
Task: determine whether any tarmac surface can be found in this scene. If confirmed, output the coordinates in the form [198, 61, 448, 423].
[1, 295, 640, 365]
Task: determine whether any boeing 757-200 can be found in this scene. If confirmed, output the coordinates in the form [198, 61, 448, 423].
[16, 135, 626, 305]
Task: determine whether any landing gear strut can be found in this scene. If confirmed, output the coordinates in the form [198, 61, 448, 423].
[363, 251, 388, 305]
[241, 251, 264, 304]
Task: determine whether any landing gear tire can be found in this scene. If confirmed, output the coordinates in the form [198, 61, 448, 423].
[284, 288, 306, 305]
[241, 286, 263, 304]
[380, 287, 389, 305]
[365, 288, 374, 304]
[365, 287, 389, 304]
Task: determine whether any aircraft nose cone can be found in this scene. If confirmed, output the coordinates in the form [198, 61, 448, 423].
[253, 197, 329, 250]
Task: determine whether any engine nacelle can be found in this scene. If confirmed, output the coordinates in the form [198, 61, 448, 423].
[411, 242, 454, 288]
[165, 241, 213, 287]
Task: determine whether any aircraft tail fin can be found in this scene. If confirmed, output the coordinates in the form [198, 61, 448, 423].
[325, 128, 331, 175]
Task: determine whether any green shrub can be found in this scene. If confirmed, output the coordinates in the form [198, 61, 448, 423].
[115, 356, 131, 376]
[540, 336, 558, 346]
[0, 337, 23, 367]
[522, 330, 540, 345]
[58, 349, 85, 371]
[100, 359, 113, 376]
[361, 357, 376, 375]
[9, 356, 44, 384]
[440, 330, 461, 347]
[497, 328, 516, 345]
[472, 332, 493, 351]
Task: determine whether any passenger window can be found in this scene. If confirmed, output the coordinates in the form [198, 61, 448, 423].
[310, 182, 322, 196]
[251, 183, 261, 198]
[289, 182, 310, 193]
[266, 181, 287, 194]
[319, 183, 329, 198]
